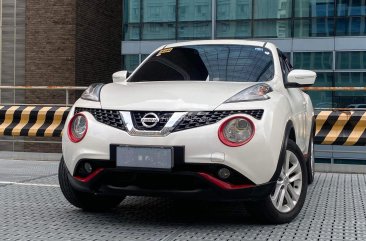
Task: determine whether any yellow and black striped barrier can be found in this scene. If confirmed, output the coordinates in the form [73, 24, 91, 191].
[0, 105, 365, 146]
[0, 106, 70, 137]
[315, 111, 366, 146]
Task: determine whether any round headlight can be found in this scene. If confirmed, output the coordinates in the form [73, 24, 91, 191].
[218, 116, 255, 147]
[68, 113, 88, 143]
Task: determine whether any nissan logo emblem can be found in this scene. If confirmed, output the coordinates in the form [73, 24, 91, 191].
[141, 113, 160, 128]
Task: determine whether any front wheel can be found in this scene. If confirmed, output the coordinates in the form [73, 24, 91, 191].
[58, 158, 125, 212]
[246, 140, 308, 224]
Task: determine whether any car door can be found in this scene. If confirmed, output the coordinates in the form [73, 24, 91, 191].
[279, 52, 307, 152]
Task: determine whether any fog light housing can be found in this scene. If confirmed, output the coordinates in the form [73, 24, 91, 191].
[218, 168, 231, 179]
[84, 162, 93, 174]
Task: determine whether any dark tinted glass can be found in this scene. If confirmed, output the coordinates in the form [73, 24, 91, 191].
[336, 17, 366, 36]
[293, 52, 333, 70]
[294, 0, 335, 17]
[336, 51, 366, 69]
[129, 45, 275, 83]
[306, 72, 333, 108]
[294, 18, 335, 37]
[337, 0, 366, 16]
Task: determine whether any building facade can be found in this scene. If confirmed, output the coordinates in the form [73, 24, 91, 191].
[0, 0, 122, 154]
[122, 0, 366, 109]
[0, 0, 122, 106]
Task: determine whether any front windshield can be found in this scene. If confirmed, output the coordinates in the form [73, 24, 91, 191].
[129, 45, 275, 83]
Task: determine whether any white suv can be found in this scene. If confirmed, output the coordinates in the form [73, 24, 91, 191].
[59, 40, 316, 224]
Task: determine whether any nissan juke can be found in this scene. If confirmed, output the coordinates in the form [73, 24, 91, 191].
[59, 40, 316, 224]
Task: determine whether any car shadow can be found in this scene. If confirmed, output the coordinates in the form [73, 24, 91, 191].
[71, 197, 264, 226]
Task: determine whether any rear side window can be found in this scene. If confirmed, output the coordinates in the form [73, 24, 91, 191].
[129, 45, 275, 83]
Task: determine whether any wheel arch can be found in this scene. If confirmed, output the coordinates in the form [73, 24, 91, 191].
[269, 120, 300, 183]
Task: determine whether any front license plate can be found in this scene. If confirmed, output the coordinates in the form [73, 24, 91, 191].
[116, 146, 173, 170]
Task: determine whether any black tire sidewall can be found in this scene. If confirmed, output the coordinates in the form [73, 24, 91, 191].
[250, 140, 308, 224]
[307, 133, 315, 184]
[58, 157, 124, 211]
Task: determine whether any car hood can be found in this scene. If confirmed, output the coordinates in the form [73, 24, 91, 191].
[100, 81, 257, 111]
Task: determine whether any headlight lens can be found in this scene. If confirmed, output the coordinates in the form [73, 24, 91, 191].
[225, 83, 272, 103]
[81, 83, 104, 102]
[218, 116, 254, 147]
[68, 113, 88, 143]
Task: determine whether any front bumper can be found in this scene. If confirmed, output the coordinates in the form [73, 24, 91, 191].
[63, 102, 289, 185]
[68, 161, 276, 201]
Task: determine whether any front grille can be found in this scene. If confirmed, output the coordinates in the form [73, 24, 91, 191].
[173, 110, 264, 132]
[74, 108, 263, 133]
[75, 108, 126, 131]
[131, 111, 173, 131]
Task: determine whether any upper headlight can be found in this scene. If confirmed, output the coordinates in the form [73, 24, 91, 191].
[225, 84, 273, 103]
[81, 83, 104, 102]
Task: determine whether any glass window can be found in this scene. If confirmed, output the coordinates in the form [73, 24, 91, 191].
[177, 0, 212, 40]
[129, 45, 275, 83]
[124, 0, 140, 23]
[294, 18, 335, 37]
[336, 17, 366, 36]
[337, 0, 366, 16]
[179, 0, 212, 21]
[336, 52, 366, 69]
[142, 23, 176, 40]
[306, 72, 333, 108]
[141, 0, 176, 40]
[294, 0, 335, 17]
[123, 1, 141, 40]
[143, 0, 176, 22]
[253, 20, 291, 38]
[254, 0, 292, 19]
[123, 24, 140, 41]
[293, 52, 333, 70]
[334, 72, 366, 107]
[178, 22, 211, 40]
[216, 20, 252, 38]
[217, 0, 252, 20]
[123, 55, 140, 72]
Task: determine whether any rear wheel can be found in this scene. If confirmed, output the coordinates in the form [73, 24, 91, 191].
[58, 158, 125, 212]
[246, 140, 308, 224]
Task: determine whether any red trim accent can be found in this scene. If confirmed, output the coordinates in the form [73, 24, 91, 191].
[218, 116, 255, 147]
[68, 113, 88, 143]
[198, 172, 254, 190]
[74, 168, 104, 183]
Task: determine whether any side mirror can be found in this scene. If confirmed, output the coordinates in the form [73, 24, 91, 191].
[286, 70, 316, 88]
[112, 71, 130, 83]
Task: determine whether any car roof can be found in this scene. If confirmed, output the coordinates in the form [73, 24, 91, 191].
[165, 39, 268, 48]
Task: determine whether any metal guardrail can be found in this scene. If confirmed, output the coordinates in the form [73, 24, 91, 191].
[303, 87, 366, 91]
[0, 85, 366, 148]
[0, 86, 87, 106]
[0, 86, 85, 148]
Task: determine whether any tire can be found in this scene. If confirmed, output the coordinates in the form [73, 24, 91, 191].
[306, 134, 315, 184]
[58, 158, 125, 212]
[246, 140, 308, 224]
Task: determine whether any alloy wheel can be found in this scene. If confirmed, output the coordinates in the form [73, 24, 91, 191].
[270, 150, 303, 213]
